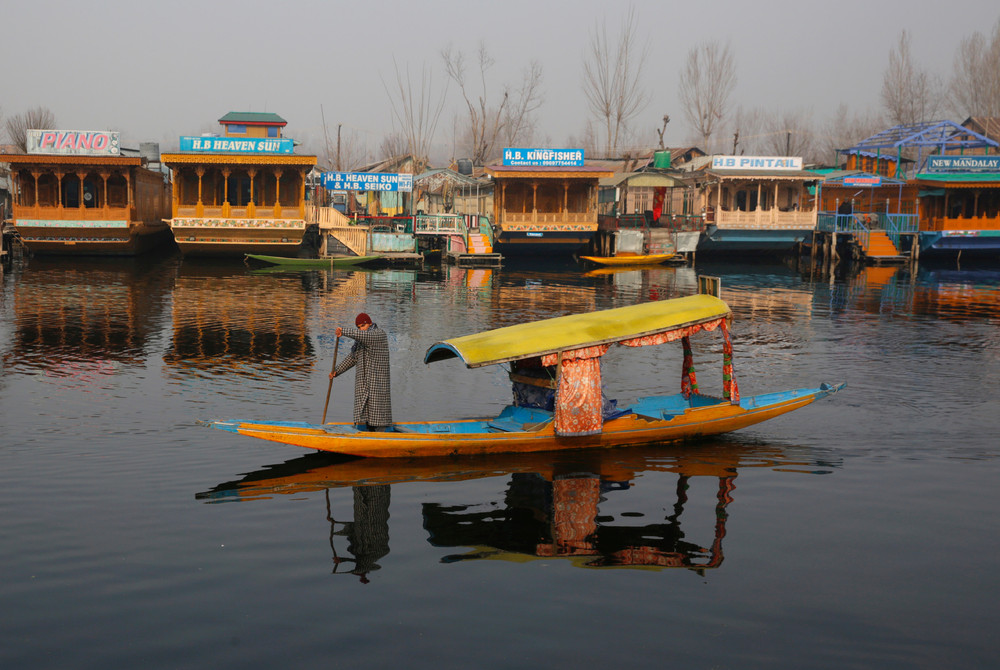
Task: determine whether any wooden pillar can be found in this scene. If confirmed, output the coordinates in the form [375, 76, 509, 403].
[222, 168, 231, 217]
[76, 171, 86, 210]
[298, 169, 306, 218]
[195, 166, 205, 217]
[247, 169, 257, 217]
[274, 169, 283, 217]
[170, 169, 179, 217]
[101, 171, 109, 216]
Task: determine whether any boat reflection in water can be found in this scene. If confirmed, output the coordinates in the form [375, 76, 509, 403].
[197, 441, 838, 578]
[4, 257, 173, 375]
[163, 264, 318, 378]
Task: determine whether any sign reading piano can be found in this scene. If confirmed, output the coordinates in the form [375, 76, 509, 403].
[27, 129, 120, 156]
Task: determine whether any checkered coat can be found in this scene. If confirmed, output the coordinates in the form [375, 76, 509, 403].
[334, 323, 392, 428]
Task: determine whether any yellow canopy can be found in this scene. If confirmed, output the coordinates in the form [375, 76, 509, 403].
[424, 294, 731, 368]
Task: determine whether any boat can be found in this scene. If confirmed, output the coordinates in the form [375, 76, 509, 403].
[0, 130, 173, 256]
[245, 253, 382, 267]
[206, 289, 844, 457]
[579, 253, 679, 267]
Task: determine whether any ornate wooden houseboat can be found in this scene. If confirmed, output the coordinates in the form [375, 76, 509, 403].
[486, 149, 613, 255]
[689, 155, 819, 253]
[161, 112, 317, 256]
[0, 130, 172, 255]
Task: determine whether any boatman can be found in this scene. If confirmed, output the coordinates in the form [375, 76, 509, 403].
[330, 313, 393, 431]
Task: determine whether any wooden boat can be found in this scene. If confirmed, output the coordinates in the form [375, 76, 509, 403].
[207, 292, 844, 457]
[580, 253, 679, 266]
[245, 253, 381, 267]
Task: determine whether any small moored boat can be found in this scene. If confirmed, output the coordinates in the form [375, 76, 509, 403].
[579, 253, 680, 267]
[245, 253, 382, 267]
[207, 288, 844, 457]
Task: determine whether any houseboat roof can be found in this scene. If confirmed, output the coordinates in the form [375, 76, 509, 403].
[486, 165, 614, 179]
[160, 153, 316, 167]
[915, 173, 1000, 187]
[707, 168, 819, 181]
[218, 112, 287, 126]
[816, 170, 909, 186]
[600, 171, 685, 188]
[0, 153, 143, 167]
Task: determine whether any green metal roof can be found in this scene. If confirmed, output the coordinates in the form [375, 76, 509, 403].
[916, 173, 1000, 184]
[218, 112, 287, 125]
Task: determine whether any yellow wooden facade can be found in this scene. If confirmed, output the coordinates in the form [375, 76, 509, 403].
[1, 153, 172, 255]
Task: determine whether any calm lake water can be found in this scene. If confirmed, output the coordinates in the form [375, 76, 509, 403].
[1, 252, 998, 669]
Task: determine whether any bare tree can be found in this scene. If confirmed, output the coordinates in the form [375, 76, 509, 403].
[582, 7, 650, 157]
[499, 60, 544, 150]
[678, 40, 737, 152]
[378, 132, 408, 161]
[821, 103, 883, 166]
[950, 18, 1000, 118]
[881, 30, 942, 126]
[5, 106, 57, 153]
[761, 108, 816, 160]
[381, 58, 447, 173]
[443, 43, 543, 164]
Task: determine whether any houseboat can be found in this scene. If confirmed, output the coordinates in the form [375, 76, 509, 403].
[814, 169, 919, 261]
[486, 149, 613, 255]
[915, 155, 1000, 257]
[688, 155, 819, 254]
[837, 120, 1000, 259]
[0, 130, 172, 255]
[161, 112, 316, 256]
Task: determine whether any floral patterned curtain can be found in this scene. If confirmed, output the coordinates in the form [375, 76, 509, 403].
[542, 345, 609, 436]
[721, 319, 739, 403]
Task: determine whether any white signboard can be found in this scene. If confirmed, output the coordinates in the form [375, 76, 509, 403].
[712, 155, 803, 171]
[27, 130, 120, 156]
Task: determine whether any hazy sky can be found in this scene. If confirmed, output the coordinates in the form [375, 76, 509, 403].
[3, 0, 997, 163]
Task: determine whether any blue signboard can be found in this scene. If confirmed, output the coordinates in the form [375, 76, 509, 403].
[927, 155, 1000, 172]
[179, 136, 295, 154]
[502, 148, 584, 167]
[322, 172, 413, 192]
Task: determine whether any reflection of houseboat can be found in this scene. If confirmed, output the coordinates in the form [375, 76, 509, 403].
[7, 257, 173, 371]
[161, 113, 317, 256]
[486, 149, 613, 255]
[164, 265, 314, 375]
[689, 155, 819, 253]
[1, 130, 172, 255]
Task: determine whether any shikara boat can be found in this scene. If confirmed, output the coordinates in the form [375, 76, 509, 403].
[245, 253, 381, 267]
[207, 292, 844, 457]
[579, 253, 679, 266]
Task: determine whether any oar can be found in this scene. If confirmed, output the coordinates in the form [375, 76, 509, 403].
[321, 335, 340, 424]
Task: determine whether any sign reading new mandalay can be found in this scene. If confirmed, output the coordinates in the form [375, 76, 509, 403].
[503, 148, 585, 167]
[927, 155, 1000, 172]
[712, 155, 804, 171]
[27, 130, 120, 156]
[322, 172, 413, 192]
[179, 136, 295, 154]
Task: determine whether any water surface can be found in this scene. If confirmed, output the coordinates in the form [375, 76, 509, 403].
[1, 255, 998, 669]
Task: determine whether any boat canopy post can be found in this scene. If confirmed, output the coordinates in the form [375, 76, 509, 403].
[721, 320, 739, 403]
[681, 336, 699, 398]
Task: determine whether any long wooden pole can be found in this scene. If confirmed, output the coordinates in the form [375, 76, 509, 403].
[321, 336, 340, 424]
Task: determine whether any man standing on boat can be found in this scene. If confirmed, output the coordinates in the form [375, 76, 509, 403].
[331, 313, 393, 431]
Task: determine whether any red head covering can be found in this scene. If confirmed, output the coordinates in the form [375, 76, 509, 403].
[355, 313, 373, 327]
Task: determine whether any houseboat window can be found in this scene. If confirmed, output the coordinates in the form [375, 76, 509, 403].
[62, 175, 81, 208]
[228, 124, 246, 135]
[267, 126, 279, 138]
